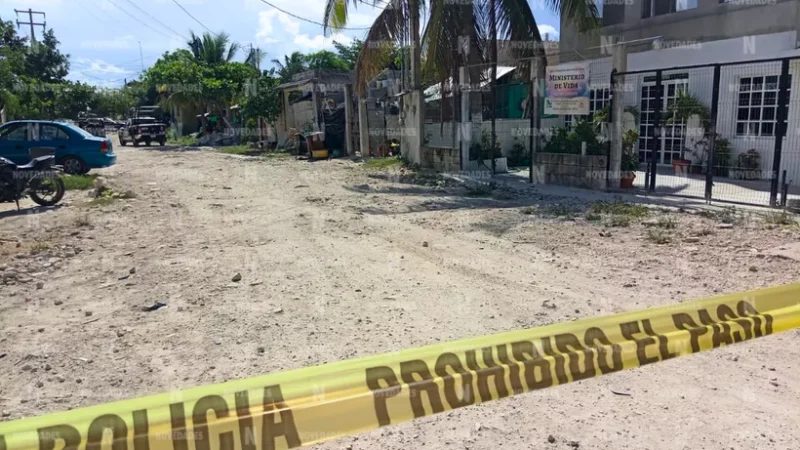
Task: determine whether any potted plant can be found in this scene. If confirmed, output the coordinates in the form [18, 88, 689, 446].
[665, 91, 711, 171]
[712, 135, 731, 177]
[620, 129, 639, 188]
[733, 149, 760, 179]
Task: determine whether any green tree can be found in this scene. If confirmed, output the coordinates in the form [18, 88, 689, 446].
[24, 28, 70, 83]
[187, 31, 240, 65]
[305, 50, 349, 71]
[92, 88, 136, 118]
[333, 39, 363, 69]
[241, 69, 281, 124]
[271, 51, 306, 83]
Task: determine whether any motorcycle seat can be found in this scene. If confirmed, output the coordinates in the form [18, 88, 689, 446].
[16, 156, 54, 170]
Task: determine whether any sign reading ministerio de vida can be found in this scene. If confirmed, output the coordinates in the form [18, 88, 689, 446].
[544, 62, 591, 115]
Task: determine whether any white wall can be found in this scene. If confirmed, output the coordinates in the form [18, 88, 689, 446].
[628, 32, 800, 71]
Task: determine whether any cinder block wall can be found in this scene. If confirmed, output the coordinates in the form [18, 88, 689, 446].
[533, 153, 607, 190]
[423, 146, 460, 173]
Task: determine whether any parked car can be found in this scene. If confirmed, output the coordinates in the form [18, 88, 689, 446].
[0, 120, 116, 175]
[118, 117, 167, 147]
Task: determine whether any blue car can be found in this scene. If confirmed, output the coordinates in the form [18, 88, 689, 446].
[0, 120, 116, 174]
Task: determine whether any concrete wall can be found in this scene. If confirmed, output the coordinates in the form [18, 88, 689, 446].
[561, 0, 800, 62]
[400, 90, 423, 165]
[421, 146, 461, 173]
[424, 117, 566, 156]
[533, 153, 608, 190]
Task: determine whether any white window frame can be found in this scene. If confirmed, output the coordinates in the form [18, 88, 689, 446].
[735, 75, 788, 137]
[565, 88, 611, 128]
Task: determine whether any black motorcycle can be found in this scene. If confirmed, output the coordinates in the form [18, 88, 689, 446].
[0, 155, 66, 210]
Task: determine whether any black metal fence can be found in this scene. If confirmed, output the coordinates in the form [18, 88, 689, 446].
[612, 56, 800, 207]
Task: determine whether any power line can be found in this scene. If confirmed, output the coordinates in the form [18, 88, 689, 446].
[121, 0, 188, 40]
[74, 0, 137, 36]
[105, 0, 181, 41]
[14, 8, 46, 42]
[256, 0, 372, 30]
[169, 0, 214, 34]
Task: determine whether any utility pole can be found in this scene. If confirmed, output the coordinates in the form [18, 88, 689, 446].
[138, 41, 144, 72]
[15, 8, 46, 43]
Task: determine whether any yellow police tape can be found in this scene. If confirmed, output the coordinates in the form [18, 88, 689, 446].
[2, 283, 800, 450]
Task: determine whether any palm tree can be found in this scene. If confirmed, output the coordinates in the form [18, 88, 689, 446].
[187, 31, 240, 65]
[245, 46, 265, 70]
[324, 0, 422, 95]
[324, 0, 598, 165]
[271, 52, 307, 83]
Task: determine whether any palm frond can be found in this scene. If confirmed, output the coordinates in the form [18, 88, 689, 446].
[354, 0, 411, 96]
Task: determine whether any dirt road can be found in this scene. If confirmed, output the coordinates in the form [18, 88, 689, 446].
[1, 144, 799, 449]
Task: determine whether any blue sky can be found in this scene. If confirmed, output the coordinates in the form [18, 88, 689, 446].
[0, 0, 561, 88]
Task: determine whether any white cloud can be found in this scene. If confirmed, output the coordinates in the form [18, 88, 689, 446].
[293, 32, 351, 50]
[256, 10, 301, 43]
[73, 58, 133, 75]
[538, 24, 559, 39]
[79, 34, 137, 50]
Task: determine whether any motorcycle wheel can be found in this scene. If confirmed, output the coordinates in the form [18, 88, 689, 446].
[30, 177, 65, 207]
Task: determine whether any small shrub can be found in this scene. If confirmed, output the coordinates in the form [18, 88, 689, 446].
[30, 240, 51, 253]
[465, 184, 494, 197]
[74, 214, 91, 227]
[364, 157, 404, 169]
[62, 175, 97, 191]
[646, 228, 672, 244]
[655, 216, 677, 229]
[541, 204, 576, 218]
[605, 215, 631, 227]
[695, 226, 715, 236]
[717, 206, 743, 224]
[585, 211, 602, 221]
[520, 206, 537, 215]
[764, 211, 797, 226]
[590, 200, 649, 218]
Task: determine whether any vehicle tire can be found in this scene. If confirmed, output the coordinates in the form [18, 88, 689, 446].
[61, 156, 88, 175]
[133, 140, 140, 147]
[30, 177, 65, 207]
[119, 139, 127, 146]
[159, 139, 166, 146]
[145, 140, 152, 146]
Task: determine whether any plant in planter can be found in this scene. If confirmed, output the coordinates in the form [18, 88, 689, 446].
[542, 121, 604, 155]
[713, 135, 731, 177]
[509, 137, 528, 167]
[665, 91, 711, 169]
[734, 149, 761, 179]
[620, 129, 639, 188]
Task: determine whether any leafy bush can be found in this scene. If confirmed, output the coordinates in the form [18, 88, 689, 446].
[542, 121, 604, 156]
[605, 215, 631, 227]
[737, 149, 760, 170]
[509, 138, 528, 167]
[646, 228, 672, 244]
[590, 200, 649, 218]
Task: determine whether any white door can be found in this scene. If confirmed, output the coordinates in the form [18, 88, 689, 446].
[639, 76, 689, 164]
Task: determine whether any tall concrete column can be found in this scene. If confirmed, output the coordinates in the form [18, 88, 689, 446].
[530, 56, 544, 183]
[311, 82, 320, 132]
[358, 97, 369, 156]
[610, 42, 628, 188]
[344, 84, 354, 155]
[459, 66, 471, 171]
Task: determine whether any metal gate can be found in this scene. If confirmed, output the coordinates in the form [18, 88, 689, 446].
[612, 56, 800, 207]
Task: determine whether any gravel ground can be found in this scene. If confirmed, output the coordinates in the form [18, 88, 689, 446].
[1, 142, 799, 449]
